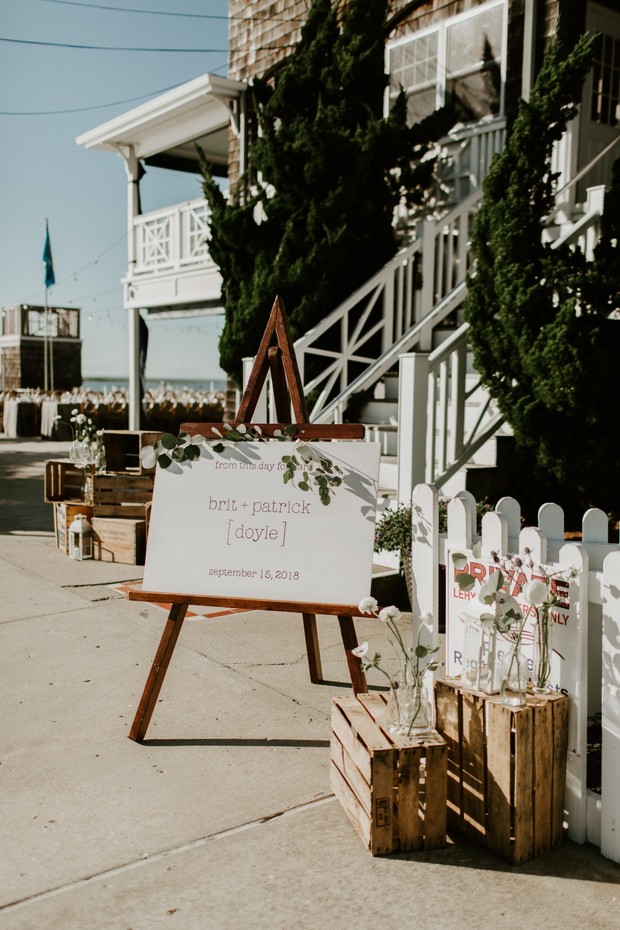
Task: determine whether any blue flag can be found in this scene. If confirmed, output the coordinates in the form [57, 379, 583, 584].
[43, 221, 55, 288]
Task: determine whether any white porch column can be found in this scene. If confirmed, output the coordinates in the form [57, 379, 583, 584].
[119, 145, 141, 430]
[521, 0, 537, 101]
[397, 352, 430, 504]
[128, 308, 141, 430]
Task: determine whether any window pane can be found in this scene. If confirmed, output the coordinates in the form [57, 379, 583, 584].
[406, 88, 438, 124]
[389, 31, 438, 94]
[447, 5, 503, 76]
[447, 71, 501, 122]
[590, 33, 620, 125]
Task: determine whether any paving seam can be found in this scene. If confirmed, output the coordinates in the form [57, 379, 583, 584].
[0, 795, 337, 915]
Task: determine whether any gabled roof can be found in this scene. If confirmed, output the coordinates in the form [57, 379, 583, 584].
[76, 73, 246, 173]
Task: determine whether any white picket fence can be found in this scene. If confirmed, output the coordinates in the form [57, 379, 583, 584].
[409, 482, 620, 863]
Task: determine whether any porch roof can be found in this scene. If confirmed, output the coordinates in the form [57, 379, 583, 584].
[76, 73, 246, 173]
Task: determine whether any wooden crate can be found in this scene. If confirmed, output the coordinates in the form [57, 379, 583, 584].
[330, 693, 447, 856]
[434, 678, 569, 865]
[54, 502, 94, 555]
[44, 460, 89, 503]
[92, 517, 146, 565]
[91, 474, 154, 518]
[102, 430, 163, 474]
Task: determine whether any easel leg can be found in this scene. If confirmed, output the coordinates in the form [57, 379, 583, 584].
[338, 615, 367, 695]
[302, 612, 323, 683]
[129, 602, 188, 742]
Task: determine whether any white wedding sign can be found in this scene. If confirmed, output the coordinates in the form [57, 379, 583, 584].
[142, 440, 381, 606]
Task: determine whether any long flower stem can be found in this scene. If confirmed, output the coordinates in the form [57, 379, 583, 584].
[536, 606, 551, 688]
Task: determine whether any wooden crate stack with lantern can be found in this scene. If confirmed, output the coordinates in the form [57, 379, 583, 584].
[44, 430, 162, 564]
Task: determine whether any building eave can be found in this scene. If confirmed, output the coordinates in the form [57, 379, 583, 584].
[76, 72, 246, 164]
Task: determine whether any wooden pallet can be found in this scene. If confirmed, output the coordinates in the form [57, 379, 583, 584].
[434, 678, 569, 864]
[330, 693, 447, 855]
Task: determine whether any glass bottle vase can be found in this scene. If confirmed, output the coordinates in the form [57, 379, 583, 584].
[461, 612, 498, 693]
[385, 679, 434, 737]
[499, 645, 528, 706]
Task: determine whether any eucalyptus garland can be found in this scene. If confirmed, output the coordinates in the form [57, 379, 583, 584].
[140, 423, 344, 506]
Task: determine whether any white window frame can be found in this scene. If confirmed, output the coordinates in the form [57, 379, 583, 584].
[385, 0, 508, 124]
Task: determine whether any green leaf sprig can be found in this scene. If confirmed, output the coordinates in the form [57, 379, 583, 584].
[140, 431, 203, 469]
[281, 444, 343, 506]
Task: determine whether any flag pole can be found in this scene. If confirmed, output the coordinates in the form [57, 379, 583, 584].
[43, 283, 49, 393]
[42, 219, 56, 393]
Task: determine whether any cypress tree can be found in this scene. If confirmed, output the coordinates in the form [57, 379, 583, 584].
[200, 0, 452, 384]
[464, 31, 620, 513]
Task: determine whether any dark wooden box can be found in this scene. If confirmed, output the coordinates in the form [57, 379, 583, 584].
[102, 430, 163, 474]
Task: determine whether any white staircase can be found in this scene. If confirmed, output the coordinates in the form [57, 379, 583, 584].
[282, 128, 615, 502]
[289, 194, 605, 502]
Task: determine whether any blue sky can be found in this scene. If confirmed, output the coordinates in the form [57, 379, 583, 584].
[0, 0, 230, 382]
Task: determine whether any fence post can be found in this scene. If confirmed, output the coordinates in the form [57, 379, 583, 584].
[411, 483, 439, 690]
[418, 220, 436, 348]
[602, 550, 620, 863]
[397, 352, 429, 504]
[558, 542, 589, 845]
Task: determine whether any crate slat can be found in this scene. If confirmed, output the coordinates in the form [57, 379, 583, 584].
[533, 700, 554, 857]
[551, 697, 569, 845]
[330, 760, 373, 848]
[422, 741, 449, 849]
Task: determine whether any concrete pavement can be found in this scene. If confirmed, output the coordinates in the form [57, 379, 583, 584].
[0, 438, 619, 929]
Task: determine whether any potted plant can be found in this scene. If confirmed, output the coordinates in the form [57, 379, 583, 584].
[374, 498, 491, 617]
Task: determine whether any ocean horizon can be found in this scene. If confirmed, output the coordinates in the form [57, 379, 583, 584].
[82, 376, 227, 393]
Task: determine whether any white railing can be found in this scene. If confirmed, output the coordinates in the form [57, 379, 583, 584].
[437, 117, 506, 202]
[132, 198, 215, 275]
[551, 127, 620, 219]
[296, 189, 483, 423]
[396, 189, 605, 499]
[548, 186, 605, 260]
[396, 329, 504, 502]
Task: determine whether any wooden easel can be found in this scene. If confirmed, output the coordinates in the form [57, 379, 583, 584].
[127, 296, 370, 742]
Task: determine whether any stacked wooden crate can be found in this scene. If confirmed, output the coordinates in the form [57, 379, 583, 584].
[44, 430, 161, 564]
[434, 678, 569, 864]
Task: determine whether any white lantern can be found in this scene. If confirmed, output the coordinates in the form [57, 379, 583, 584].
[68, 514, 93, 560]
